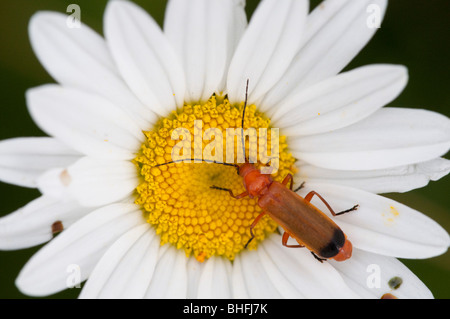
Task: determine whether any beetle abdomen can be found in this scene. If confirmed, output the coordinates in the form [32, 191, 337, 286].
[317, 228, 346, 258]
[258, 182, 346, 259]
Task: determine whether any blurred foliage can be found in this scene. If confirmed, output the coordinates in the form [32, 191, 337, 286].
[0, 0, 449, 299]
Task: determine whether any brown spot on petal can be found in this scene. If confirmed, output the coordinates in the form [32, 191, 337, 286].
[60, 169, 71, 186]
[388, 276, 403, 290]
[52, 221, 64, 235]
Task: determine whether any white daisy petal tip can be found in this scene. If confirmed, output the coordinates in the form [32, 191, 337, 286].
[272, 63, 409, 136]
[38, 157, 139, 207]
[29, 7, 158, 130]
[0, 137, 80, 188]
[26, 85, 143, 161]
[421, 158, 450, 183]
[291, 108, 450, 171]
[164, 0, 248, 103]
[15, 203, 144, 297]
[331, 249, 435, 299]
[104, 0, 186, 117]
[0, 196, 90, 251]
[298, 157, 450, 194]
[261, 0, 390, 110]
[227, 0, 309, 104]
[29, 10, 62, 36]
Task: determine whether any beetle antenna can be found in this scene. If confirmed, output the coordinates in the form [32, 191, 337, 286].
[240, 79, 249, 163]
[155, 158, 239, 169]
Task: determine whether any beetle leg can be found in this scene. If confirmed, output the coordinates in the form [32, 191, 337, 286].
[335, 204, 360, 216]
[281, 174, 294, 190]
[282, 232, 305, 248]
[210, 186, 249, 199]
[311, 252, 327, 263]
[304, 191, 359, 216]
[282, 174, 306, 193]
[293, 182, 306, 193]
[244, 212, 266, 248]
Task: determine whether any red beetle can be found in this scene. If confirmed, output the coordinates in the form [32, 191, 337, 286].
[159, 81, 358, 262]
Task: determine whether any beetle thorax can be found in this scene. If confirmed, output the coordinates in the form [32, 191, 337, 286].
[240, 163, 273, 198]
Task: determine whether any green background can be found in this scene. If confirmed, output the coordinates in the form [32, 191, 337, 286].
[0, 0, 449, 299]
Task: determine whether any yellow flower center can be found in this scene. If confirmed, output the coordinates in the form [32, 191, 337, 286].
[133, 95, 296, 262]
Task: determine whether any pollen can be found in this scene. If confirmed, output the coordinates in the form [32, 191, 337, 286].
[133, 95, 297, 262]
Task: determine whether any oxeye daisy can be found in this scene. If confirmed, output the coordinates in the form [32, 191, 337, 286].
[0, 0, 449, 299]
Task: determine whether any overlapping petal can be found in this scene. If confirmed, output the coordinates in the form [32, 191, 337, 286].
[15, 203, 144, 296]
[29, 11, 156, 129]
[296, 182, 450, 259]
[79, 224, 159, 299]
[331, 249, 433, 299]
[296, 158, 450, 194]
[104, 0, 186, 117]
[37, 157, 139, 207]
[27, 85, 143, 161]
[144, 245, 188, 298]
[0, 196, 92, 250]
[227, 0, 309, 104]
[164, 0, 247, 102]
[271, 64, 408, 136]
[196, 255, 233, 299]
[290, 108, 450, 170]
[0, 137, 80, 188]
[261, 0, 388, 110]
[234, 234, 359, 298]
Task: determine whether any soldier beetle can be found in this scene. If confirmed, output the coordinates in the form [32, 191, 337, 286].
[157, 80, 358, 262]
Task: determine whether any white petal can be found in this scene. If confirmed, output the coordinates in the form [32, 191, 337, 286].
[290, 108, 450, 170]
[227, 0, 248, 92]
[105, 0, 186, 116]
[165, 0, 246, 102]
[297, 158, 450, 194]
[186, 257, 206, 298]
[331, 248, 433, 299]
[261, 234, 359, 298]
[272, 64, 408, 136]
[296, 182, 450, 259]
[257, 242, 304, 298]
[36, 168, 72, 199]
[28, 11, 157, 129]
[0, 196, 92, 250]
[261, 0, 388, 109]
[234, 235, 358, 299]
[236, 247, 283, 298]
[79, 224, 159, 299]
[16, 203, 144, 297]
[38, 157, 138, 207]
[27, 85, 143, 160]
[0, 137, 80, 188]
[227, 0, 308, 104]
[230, 254, 250, 298]
[196, 256, 232, 299]
[145, 246, 188, 298]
